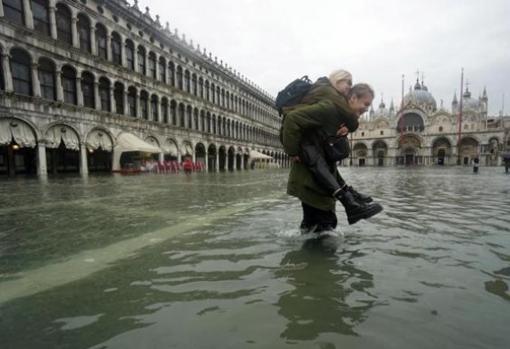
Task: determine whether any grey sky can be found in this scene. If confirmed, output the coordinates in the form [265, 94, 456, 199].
[137, 0, 510, 115]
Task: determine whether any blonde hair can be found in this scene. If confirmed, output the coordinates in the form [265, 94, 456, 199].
[328, 69, 352, 85]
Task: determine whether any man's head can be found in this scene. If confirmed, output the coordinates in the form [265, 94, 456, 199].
[328, 69, 353, 96]
[348, 83, 374, 116]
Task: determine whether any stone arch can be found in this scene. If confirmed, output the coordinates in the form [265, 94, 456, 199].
[0, 117, 39, 176]
[207, 143, 217, 172]
[181, 140, 193, 157]
[227, 146, 235, 171]
[372, 140, 388, 166]
[353, 142, 368, 166]
[195, 142, 206, 168]
[44, 123, 81, 174]
[459, 136, 479, 166]
[86, 128, 114, 172]
[218, 145, 227, 171]
[431, 136, 452, 165]
[163, 138, 179, 160]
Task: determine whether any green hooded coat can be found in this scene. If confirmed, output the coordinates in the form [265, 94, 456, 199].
[281, 78, 358, 211]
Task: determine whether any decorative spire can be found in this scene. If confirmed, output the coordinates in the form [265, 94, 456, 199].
[133, 0, 139, 10]
[155, 15, 161, 27]
[414, 78, 421, 90]
[452, 91, 458, 104]
[165, 22, 170, 33]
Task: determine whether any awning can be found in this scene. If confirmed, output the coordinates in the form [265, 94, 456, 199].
[0, 119, 37, 148]
[249, 150, 273, 160]
[114, 133, 161, 153]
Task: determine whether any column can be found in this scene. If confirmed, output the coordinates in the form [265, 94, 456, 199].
[158, 152, 164, 163]
[215, 152, 219, 172]
[94, 81, 100, 110]
[37, 142, 47, 176]
[76, 77, 83, 106]
[79, 143, 88, 175]
[135, 90, 140, 118]
[31, 62, 41, 97]
[120, 35, 126, 67]
[0, 1, 4, 17]
[49, 5, 57, 40]
[123, 87, 129, 115]
[133, 44, 138, 73]
[240, 154, 244, 170]
[106, 32, 112, 61]
[55, 68, 63, 102]
[109, 86, 116, 113]
[154, 53, 159, 80]
[147, 97, 152, 121]
[205, 152, 209, 172]
[22, 0, 34, 29]
[90, 20, 97, 56]
[177, 152, 182, 165]
[71, 15, 79, 49]
[192, 151, 196, 164]
[2, 53, 13, 92]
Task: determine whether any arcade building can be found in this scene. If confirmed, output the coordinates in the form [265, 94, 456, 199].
[0, 0, 285, 177]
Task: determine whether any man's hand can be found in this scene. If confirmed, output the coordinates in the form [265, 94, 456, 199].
[337, 123, 349, 137]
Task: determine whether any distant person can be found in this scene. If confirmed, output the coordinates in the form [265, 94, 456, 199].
[504, 156, 510, 174]
[473, 157, 479, 173]
[182, 157, 193, 175]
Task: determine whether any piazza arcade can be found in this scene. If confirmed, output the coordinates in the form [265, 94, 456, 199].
[0, 0, 287, 176]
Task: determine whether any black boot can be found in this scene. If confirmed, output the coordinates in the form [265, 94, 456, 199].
[334, 189, 383, 225]
[347, 186, 373, 203]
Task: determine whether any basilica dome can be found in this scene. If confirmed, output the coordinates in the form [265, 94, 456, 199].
[403, 79, 437, 111]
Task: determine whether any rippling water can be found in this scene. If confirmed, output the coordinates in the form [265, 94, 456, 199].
[0, 168, 509, 349]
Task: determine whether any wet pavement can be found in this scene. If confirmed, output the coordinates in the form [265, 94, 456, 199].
[0, 167, 509, 349]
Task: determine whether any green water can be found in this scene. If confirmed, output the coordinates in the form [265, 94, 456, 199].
[0, 168, 509, 349]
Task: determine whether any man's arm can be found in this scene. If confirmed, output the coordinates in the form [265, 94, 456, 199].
[282, 100, 339, 156]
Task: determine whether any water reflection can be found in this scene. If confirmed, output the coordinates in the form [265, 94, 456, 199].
[276, 235, 375, 341]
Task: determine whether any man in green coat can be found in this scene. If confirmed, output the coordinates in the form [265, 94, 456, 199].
[282, 72, 382, 232]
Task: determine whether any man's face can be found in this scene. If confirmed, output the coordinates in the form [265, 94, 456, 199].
[349, 95, 373, 116]
[334, 79, 352, 96]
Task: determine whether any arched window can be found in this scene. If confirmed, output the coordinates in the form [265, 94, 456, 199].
[212, 114, 216, 134]
[10, 48, 32, 96]
[184, 70, 190, 93]
[0, 48, 4, 90]
[176, 66, 183, 90]
[211, 83, 216, 103]
[168, 61, 175, 87]
[127, 86, 137, 117]
[193, 108, 199, 130]
[161, 98, 169, 124]
[186, 105, 192, 128]
[178, 103, 185, 127]
[205, 80, 210, 101]
[137, 46, 146, 75]
[140, 90, 148, 119]
[61, 65, 76, 104]
[32, 0, 50, 35]
[81, 72, 95, 108]
[170, 100, 177, 125]
[198, 77, 204, 99]
[111, 32, 122, 65]
[77, 14, 91, 53]
[158, 57, 166, 82]
[96, 23, 107, 60]
[148, 52, 156, 79]
[114, 82, 124, 115]
[200, 110, 205, 131]
[99, 77, 110, 112]
[151, 95, 158, 122]
[192, 74, 197, 95]
[38, 57, 55, 101]
[56, 4, 72, 45]
[3, 0, 24, 25]
[207, 113, 211, 133]
[125, 41, 135, 71]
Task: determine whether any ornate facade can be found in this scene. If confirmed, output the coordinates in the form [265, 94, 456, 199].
[0, 0, 285, 177]
[349, 79, 510, 167]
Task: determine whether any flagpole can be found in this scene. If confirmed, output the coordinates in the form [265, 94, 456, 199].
[457, 68, 464, 165]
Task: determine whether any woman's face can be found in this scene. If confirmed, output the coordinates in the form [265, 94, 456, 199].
[334, 78, 352, 96]
[349, 94, 373, 116]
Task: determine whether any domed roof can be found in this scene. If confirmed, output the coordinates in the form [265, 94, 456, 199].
[403, 79, 437, 111]
[374, 98, 389, 119]
[461, 88, 481, 112]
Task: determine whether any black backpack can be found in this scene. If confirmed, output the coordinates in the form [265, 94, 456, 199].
[275, 76, 313, 116]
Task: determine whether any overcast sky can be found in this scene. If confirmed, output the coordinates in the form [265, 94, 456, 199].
[136, 0, 510, 115]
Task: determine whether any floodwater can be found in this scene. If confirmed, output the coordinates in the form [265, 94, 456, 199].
[0, 167, 509, 349]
